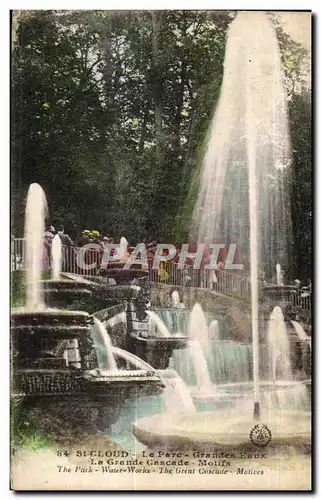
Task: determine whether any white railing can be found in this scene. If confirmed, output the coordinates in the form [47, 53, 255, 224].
[11, 238, 311, 310]
[150, 262, 252, 299]
[11, 239, 100, 276]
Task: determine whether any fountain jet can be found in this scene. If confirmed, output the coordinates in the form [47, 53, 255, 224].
[24, 183, 48, 311]
[147, 310, 171, 338]
[171, 291, 181, 308]
[276, 263, 283, 286]
[267, 306, 292, 383]
[191, 12, 293, 418]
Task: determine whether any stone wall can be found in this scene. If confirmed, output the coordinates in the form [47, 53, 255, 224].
[150, 283, 252, 342]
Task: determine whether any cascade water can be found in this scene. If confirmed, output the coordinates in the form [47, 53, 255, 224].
[291, 320, 311, 375]
[169, 304, 213, 392]
[188, 303, 210, 348]
[212, 341, 251, 383]
[191, 12, 292, 415]
[162, 373, 196, 413]
[188, 303, 214, 383]
[276, 263, 283, 285]
[106, 311, 127, 329]
[260, 382, 310, 412]
[91, 317, 118, 372]
[147, 310, 171, 338]
[112, 346, 155, 371]
[209, 320, 220, 341]
[171, 291, 181, 308]
[291, 320, 310, 345]
[189, 340, 213, 392]
[267, 306, 292, 382]
[112, 347, 196, 412]
[151, 307, 189, 335]
[51, 234, 62, 281]
[153, 304, 251, 385]
[24, 183, 48, 310]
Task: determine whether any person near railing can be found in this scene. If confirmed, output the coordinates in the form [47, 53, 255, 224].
[158, 261, 170, 283]
[183, 268, 191, 287]
[57, 225, 74, 272]
[43, 226, 54, 270]
[76, 229, 111, 274]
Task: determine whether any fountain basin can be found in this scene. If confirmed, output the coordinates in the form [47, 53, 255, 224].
[14, 368, 164, 399]
[41, 279, 93, 308]
[190, 380, 311, 413]
[99, 265, 148, 284]
[41, 278, 94, 293]
[11, 309, 93, 336]
[127, 331, 189, 370]
[83, 369, 165, 398]
[15, 368, 165, 439]
[133, 410, 311, 451]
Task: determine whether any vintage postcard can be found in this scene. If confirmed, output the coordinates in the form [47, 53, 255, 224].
[10, 9, 312, 491]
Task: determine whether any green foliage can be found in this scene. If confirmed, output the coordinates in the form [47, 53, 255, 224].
[11, 10, 232, 242]
[288, 89, 312, 279]
[11, 270, 51, 307]
[19, 432, 53, 452]
[12, 405, 53, 451]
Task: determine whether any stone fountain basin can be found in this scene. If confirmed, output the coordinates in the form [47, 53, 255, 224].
[128, 331, 189, 350]
[11, 309, 92, 336]
[41, 279, 93, 293]
[11, 308, 90, 319]
[133, 410, 311, 451]
[61, 273, 101, 286]
[99, 266, 149, 284]
[14, 368, 165, 399]
[82, 369, 165, 398]
[40, 279, 94, 308]
[83, 369, 163, 382]
[39, 279, 95, 300]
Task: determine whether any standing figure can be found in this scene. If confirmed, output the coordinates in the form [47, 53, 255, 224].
[43, 227, 54, 270]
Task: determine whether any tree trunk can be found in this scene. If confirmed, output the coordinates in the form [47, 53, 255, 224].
[151, 11, 163, 166]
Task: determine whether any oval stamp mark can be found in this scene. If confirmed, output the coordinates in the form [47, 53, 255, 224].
[249, 423, 272, 447]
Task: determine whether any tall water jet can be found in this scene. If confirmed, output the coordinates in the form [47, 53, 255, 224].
[209, 320, 220, 341]
[171, 291, 181, 308]
[267, 306, 292, 382]
[188, 303, 214, 380]
[167, 303, 214, 392]
[188, 303, 210, 349]
[276, 263, 283, 285]
[51, 234, 62, 281]
[24, 183, 48, 310]
[120, 236, 128, 258]
[191, 12, 292, 418]
[189, 340, 213, 392]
